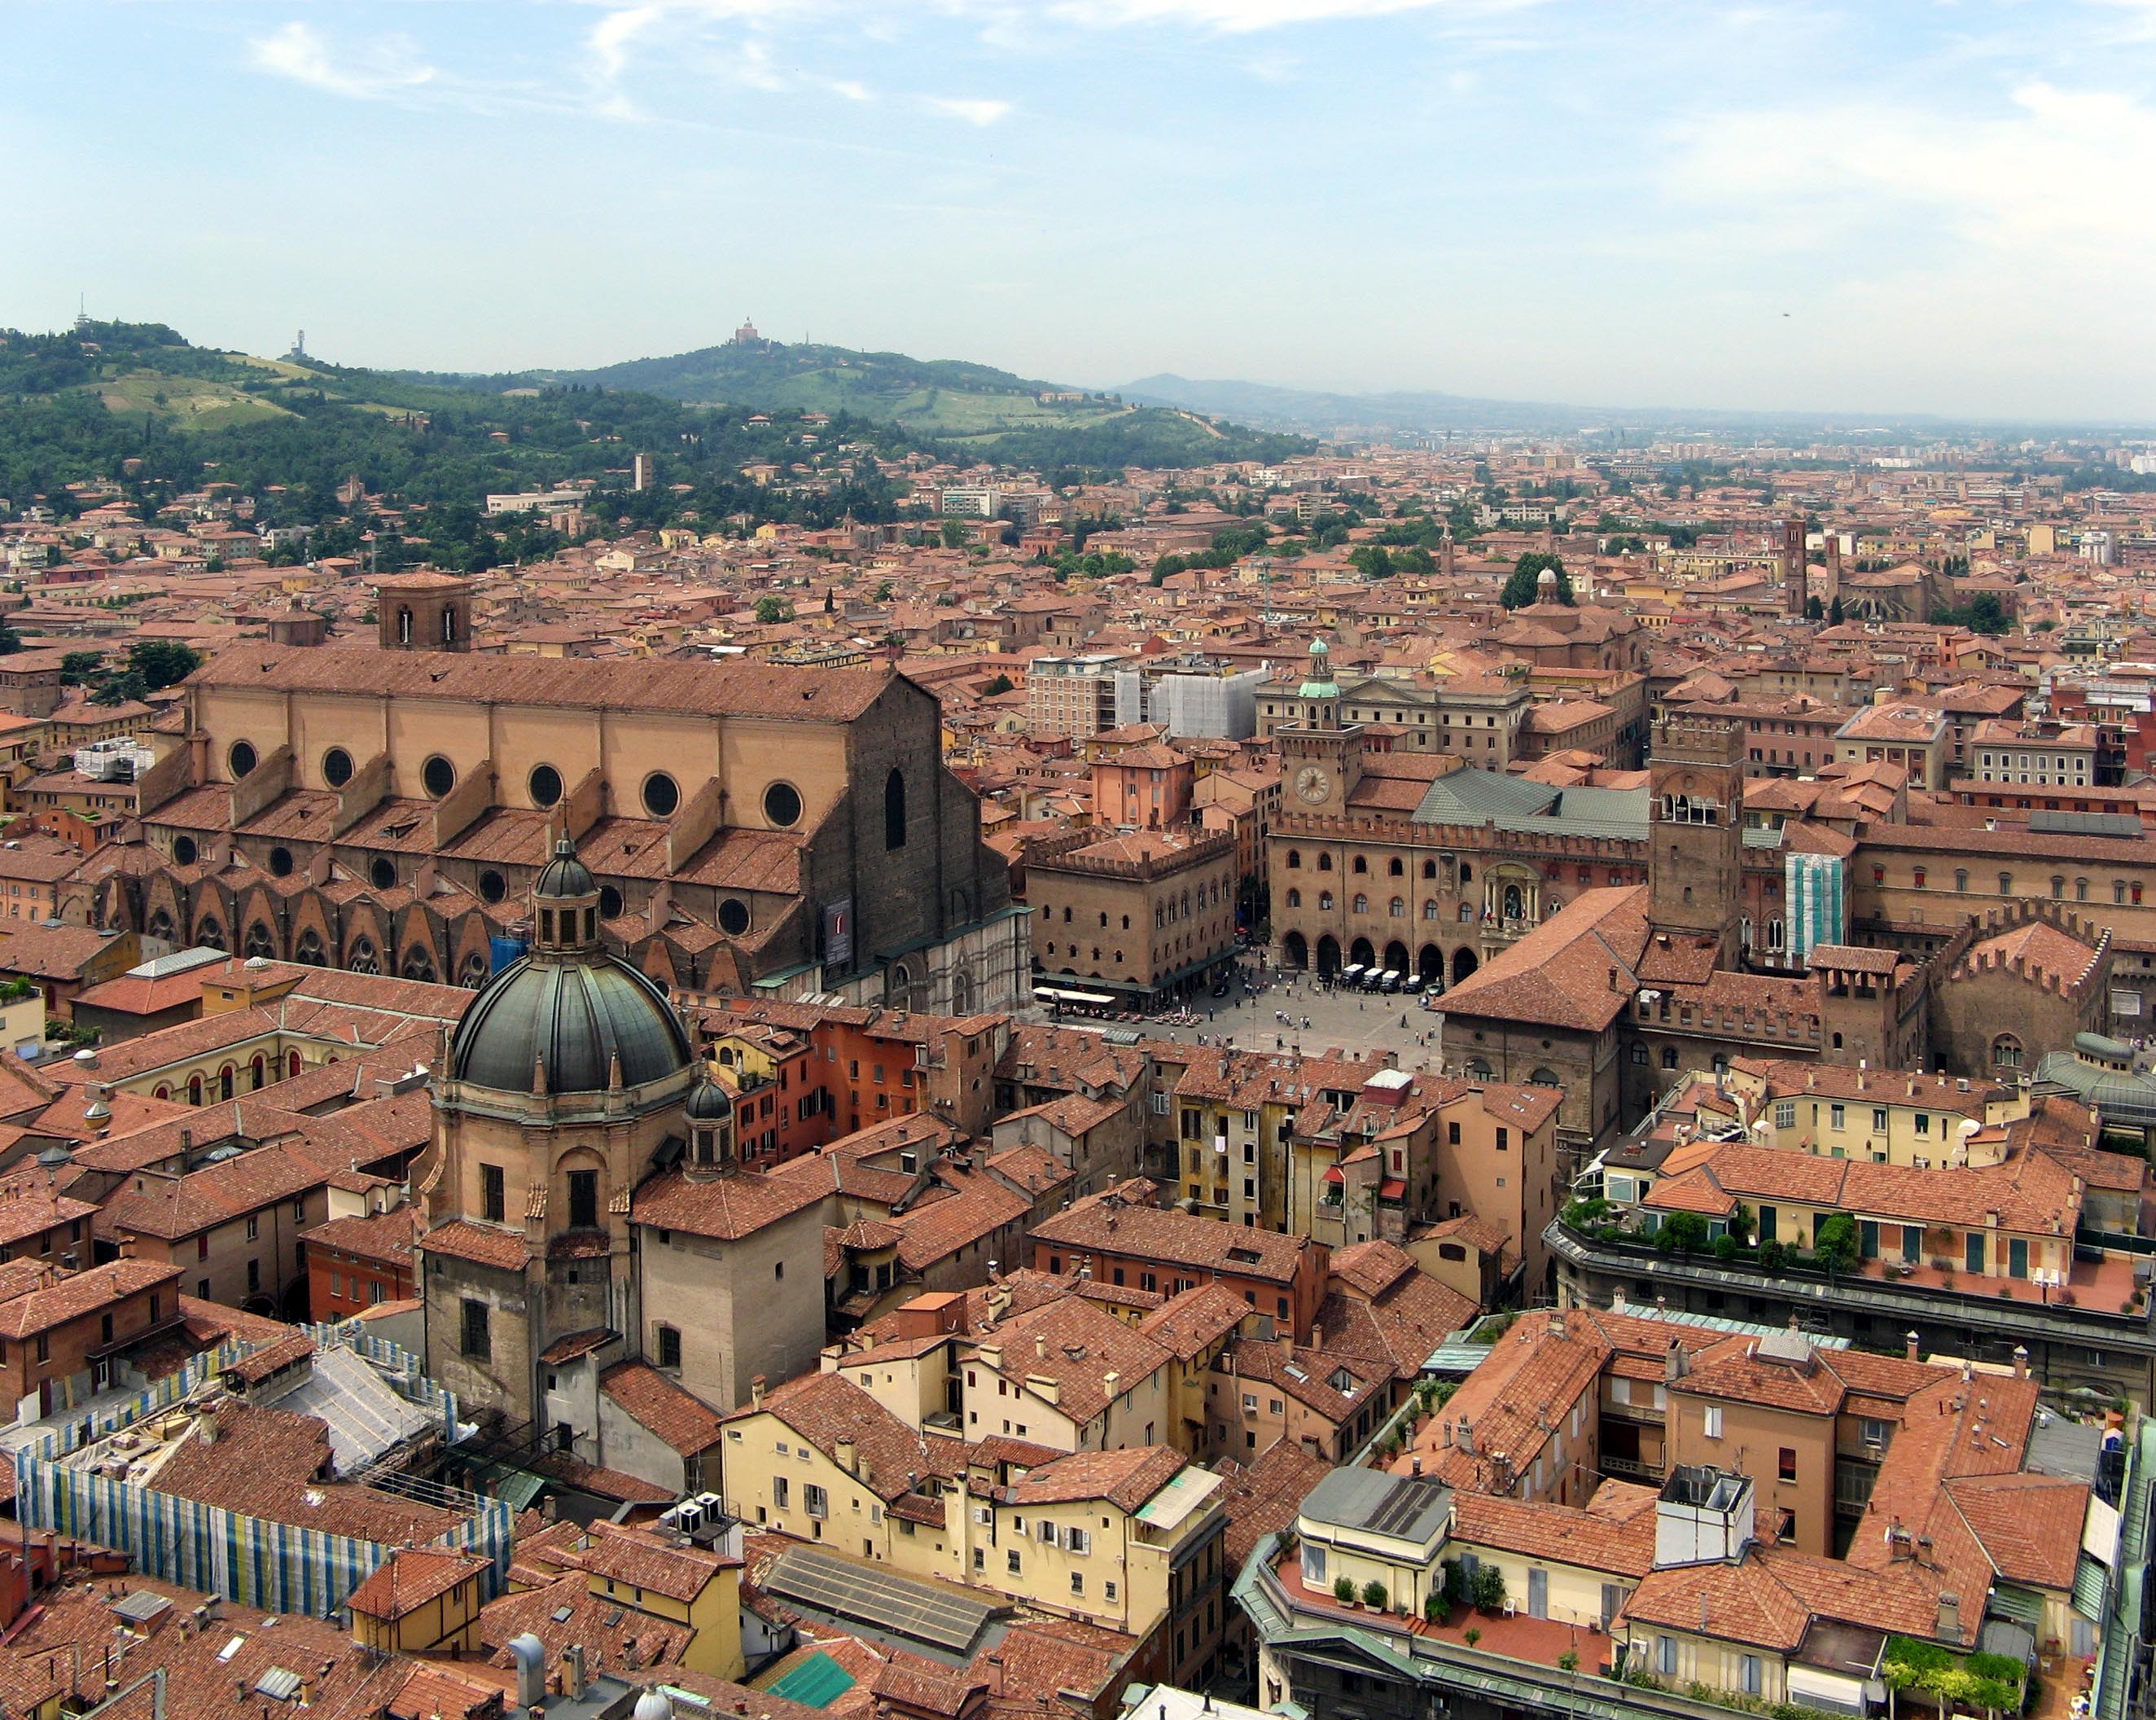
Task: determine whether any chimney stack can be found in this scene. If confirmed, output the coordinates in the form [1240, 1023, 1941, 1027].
[1904, 1331, 1920, 1362]
[1936, 1593, 1961, 1642]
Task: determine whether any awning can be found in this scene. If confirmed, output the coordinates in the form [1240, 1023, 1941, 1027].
[1786, 1667, 1866, 1716]
[1987, 1584, 2044, 1632]
[2074, 1551, 2111, 1621]
[1379, 1178, 1406, 1200]
[1324, 1166, 1345, 1186]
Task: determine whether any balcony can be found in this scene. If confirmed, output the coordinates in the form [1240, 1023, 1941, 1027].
[1601, 1397, 1663, 1427]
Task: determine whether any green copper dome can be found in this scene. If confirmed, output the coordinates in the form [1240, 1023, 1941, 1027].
[451, 954, 695, 1095]
[1298, 637, 1339, 700]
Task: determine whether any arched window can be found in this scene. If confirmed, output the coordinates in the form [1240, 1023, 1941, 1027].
[1317, 853, 1333, 871]
[401, 946, 437, 983]
[244, 922, 275, 960]
[195, 917, 226, 952]
[1286, 850, 1302, 870]
[1530, 1068, 1559, 1086]
[348, 937, 379, 976]
[1388, 858, 1404, 877]
[2075, 877, 2090, 902]
[1465, 1057, 1492, 1081]
[1319, 891, 1334, 911]
[1424, 901, 1440, 919]
[884, 768, 907, 851]
[1955, 870, 1969, 893]
[1389, 897, 1404, 917]
[218, 1065, 234, 1101]
[1661, 1047, 1678, 1069]
[1460, 863, 1473, 884]
[147, 908, 176, 943]
[250, 1053, 265, 1091]
[458, 951, 489, 988]
[294, 928, 326, 967]
[2051, 875, 2066, 900]
[1993, 1034, 2024, 1069]
[1352, 856, 1368, 875]
[287, 1051, 302, 1078]
[442, 605, 457, 645]
[397, 607, 414, 645]
[186, 1074, 203, 1106]
[1352, 893, 1368, 915]
[1421, 860, 1437, 880]
[1286, 889, 1302, 908]
[1999, 872, 2013, 895]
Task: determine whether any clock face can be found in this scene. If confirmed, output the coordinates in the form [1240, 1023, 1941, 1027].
[1295, 765, 1332, 804]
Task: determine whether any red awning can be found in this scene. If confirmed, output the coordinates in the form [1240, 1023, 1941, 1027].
[1324, 1165, 1345, 1186]
[1379, 1178, 1407, 1200]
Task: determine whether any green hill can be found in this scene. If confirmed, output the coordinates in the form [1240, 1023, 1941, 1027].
[418, 336, 1312, 466]
[0, 321, 908, 564]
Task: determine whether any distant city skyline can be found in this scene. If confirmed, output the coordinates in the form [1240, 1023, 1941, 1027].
[5, 1, 2154, 421]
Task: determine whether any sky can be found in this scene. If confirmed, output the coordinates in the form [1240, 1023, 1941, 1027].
[4, 0, 2156, 421]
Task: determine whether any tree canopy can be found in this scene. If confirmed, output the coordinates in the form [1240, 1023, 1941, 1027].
[1501, 551, 1571, 609]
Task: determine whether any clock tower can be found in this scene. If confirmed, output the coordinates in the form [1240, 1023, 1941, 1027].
[1279, 638, 1364, 815]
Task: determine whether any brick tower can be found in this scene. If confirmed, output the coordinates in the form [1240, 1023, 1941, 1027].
[1649, 717, 1746, 967]
[1781, 514, 1808, 618]
[375, 573, 475, 652]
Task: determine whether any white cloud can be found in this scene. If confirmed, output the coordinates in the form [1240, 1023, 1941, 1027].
[1044, 0, 1512, 29]
[248, 21, 439, 99]
[589, 5, 664, 84]
[826, 78, 874, 101]
[1658, 80, 2156, 414]
[1666, 81, 2156, 269]
[925, 95, 1013, 125]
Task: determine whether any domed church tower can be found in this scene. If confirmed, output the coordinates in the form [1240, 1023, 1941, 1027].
[418, 836, 705, 1446]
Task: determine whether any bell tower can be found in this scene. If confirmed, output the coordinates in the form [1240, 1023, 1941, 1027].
[1280, 638, 1364, 814]
[376, 572, 475, 653]
[1781, 514, 1808, 618]
[1649, 717, 1745, 965]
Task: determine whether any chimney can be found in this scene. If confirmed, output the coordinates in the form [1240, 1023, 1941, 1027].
[2012, 1345, 2029, 1380]
[750, 1375, 767, 1410]
[561, 1644, 586, 1700]
[1663, 1338, 1687, 1384]
[1036, 1335, 1048, 1361]
[198, 1406, 219, 1446]
[1549, 1308, 1567, 1340]
[1936, 1593, 1961, 1642]
[1904, 1332, 1920, 1362]
[508, 1635, 546, 1709]
[1411, 1455, 1422, 1477]
[1456, 1415, 1474, 1455]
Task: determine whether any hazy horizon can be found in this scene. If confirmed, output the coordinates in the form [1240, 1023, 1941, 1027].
[7, 1, 2155, 423]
